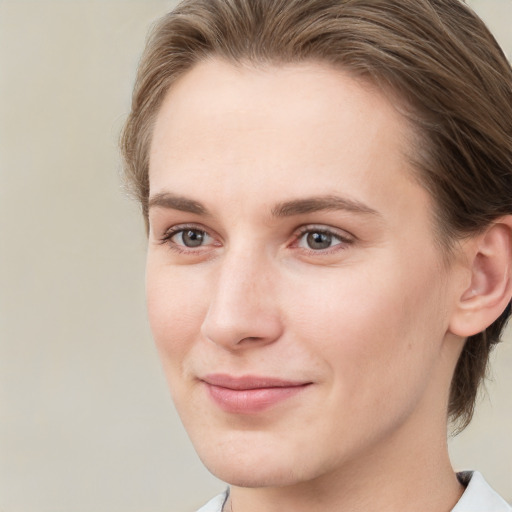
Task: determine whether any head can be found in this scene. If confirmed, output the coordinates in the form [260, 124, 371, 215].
[122, 0, 512, 432]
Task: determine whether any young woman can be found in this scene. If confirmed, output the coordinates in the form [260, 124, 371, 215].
[121, 1, 512, 510]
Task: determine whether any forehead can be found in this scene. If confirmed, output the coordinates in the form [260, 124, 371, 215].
[149, 58, 430, 226]
[150, 59, 409, 155]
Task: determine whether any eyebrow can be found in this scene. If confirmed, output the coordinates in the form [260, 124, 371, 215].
[271, 195, 380, 217]
[148, 192, 209, 215]
[148, 192, 380, 218]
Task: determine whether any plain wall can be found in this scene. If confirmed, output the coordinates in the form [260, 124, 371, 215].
[0, 1, 510, 510]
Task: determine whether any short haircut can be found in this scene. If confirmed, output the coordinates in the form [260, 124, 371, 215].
[121, 0, 512, 431]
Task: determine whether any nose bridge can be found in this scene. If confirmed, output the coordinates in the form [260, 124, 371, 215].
[201, 244, 282, 348]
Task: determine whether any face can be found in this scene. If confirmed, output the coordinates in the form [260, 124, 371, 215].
[146, 59, 463, 488]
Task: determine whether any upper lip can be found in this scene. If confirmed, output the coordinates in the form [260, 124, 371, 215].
[201, 374, 311, 390]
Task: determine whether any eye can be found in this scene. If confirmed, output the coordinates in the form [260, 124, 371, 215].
[295, 227, 352, 251]
[302, 231, 335, 250]
[174, 228, 210, 247]
[160, 226, 216, 251]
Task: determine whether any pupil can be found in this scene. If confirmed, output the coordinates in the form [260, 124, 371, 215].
[183, 230, 204, 247]
[307, 232, 331, 250]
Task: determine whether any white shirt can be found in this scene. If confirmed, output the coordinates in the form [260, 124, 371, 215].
[452, 471, 511, 512]
[195, 472, 511, 512]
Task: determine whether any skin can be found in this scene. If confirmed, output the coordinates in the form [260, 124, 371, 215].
[146, 59, 470, 511]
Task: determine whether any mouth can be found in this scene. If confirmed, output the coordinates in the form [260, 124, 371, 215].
[201, 374, 312, 414]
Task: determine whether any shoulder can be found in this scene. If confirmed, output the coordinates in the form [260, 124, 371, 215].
[195, 489, 229, 512]
[452, 471, 511, 512]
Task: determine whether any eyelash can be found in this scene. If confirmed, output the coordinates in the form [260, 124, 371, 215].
[292, 226, 354, 254]
[159, 224, 355, 255]
[159, 224, 217, 255]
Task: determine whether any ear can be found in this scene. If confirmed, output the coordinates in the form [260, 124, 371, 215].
[449, 216, 512, 338]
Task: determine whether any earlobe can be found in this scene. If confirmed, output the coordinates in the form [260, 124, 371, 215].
[449, 217, 512, 338]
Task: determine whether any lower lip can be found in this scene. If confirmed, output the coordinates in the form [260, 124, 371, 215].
[205, 383, 310, 414]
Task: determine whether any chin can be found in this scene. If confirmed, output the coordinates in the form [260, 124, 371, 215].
[202, 457, 310, 488]
[191, 431, 322, 488]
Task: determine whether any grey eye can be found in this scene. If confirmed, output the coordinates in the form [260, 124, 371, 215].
[306, 231, 334, 250]
[179, 229, 207, 247]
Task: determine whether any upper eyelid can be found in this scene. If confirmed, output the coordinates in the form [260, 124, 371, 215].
[294, 224, 355, 241]
[161, 223, 211, 238]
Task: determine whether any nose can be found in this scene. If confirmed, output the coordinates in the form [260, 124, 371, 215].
[200, 250, 283, 349]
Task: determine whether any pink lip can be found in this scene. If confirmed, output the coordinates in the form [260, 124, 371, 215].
[201, 374, 311, 414]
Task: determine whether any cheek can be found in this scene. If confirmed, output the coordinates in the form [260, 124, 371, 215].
[287, 256, 448, 400]
[145, 261, 208, 362]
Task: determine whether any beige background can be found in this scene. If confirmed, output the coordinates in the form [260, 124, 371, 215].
[0, 1, 511, 511]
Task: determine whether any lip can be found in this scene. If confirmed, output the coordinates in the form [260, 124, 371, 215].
[201, 374, 312, 414]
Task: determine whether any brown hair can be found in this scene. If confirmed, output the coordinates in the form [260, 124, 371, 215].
[121, 0, 512, 430]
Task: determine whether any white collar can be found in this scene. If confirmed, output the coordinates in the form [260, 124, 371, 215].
[196, 472, 511, 512]
[452, 471, 511, 511]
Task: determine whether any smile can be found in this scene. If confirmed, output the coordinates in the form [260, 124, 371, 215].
[201, 374, 312, 414]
